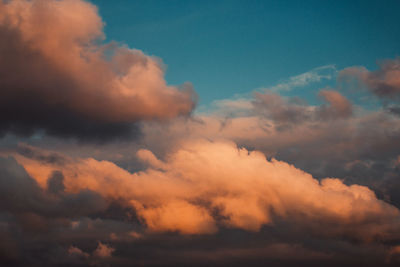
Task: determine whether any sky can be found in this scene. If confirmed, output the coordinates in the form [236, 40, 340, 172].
[1, 0, 400, 266]
[92, 0, 400, 104]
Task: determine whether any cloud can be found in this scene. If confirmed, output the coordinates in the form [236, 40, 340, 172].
[67, 242, 115, 266]
[339, 58, 400, 117]
[68, 246, 90, 259]
[93, 241, 115, 258]
[0, 3, 398, 263]
[2, 139, 399, 266]
[138, 87, 400, 214]
[0, 0, 196, 141]
[339, 58, 400, 99]
[1, 101, 400, 266]
[0, 153, 139, 265]
[252, 89, 352, 129]
[262, 65, 336, 92]
[0, 153, 109, 219]
[316, 90, 353, 119]
[12, 140, 400, 241]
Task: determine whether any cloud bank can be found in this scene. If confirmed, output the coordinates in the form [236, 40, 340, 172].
[1, 140, 400, 266]
[12, 141, 400, 239]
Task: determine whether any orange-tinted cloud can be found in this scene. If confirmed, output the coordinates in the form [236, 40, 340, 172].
[93, 242, 115, 258]
[317, 90, 353, 119]
[0, 0, 196, 141]
[14, 140, 400, 239]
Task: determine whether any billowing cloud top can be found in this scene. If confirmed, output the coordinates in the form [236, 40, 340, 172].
[0, 0, 196, 141]
[14, 140, 400, 239]
[2, 139, 400, 266]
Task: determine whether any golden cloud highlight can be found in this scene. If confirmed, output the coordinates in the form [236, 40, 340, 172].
[14, 140, 400, 238]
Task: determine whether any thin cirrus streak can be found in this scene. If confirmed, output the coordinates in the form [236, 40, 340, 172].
[259, 65, 337, 93]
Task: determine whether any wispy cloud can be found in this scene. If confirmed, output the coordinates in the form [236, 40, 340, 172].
[262, 65, 337, 92]
[199, 65, 337, 116]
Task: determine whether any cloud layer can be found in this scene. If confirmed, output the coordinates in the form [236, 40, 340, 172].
[12, 141, 400, 239]
[1, 140, 400, 266]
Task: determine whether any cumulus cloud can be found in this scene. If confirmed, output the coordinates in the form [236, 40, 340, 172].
[0, 158, 111, 231]
[316, 90, 353, 119]
[67, 242, 115, 266]
[252, 89, 352, 129]
[138, 89, 400, 211]
[93, 242, 115, 258]
[339, 58, 400, 99]
[0, 154, 139, 265]
[0, 0, 196, 141]
[68, 246, 90, 259]
[2, 138, 400, 265]
[11, 140, 400, 241]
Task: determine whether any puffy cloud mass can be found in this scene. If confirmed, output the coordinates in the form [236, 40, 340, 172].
[139, 86, 400, 210]
[13, 141, 400, 241]
[339, 58, 400, 116]
[340, 58, 400, 99]
[252, 90, 352, 129]
[0, 0, 196, 141]
[1, 139, 400, 266]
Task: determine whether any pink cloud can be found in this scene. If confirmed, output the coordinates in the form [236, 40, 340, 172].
[13, 140, 400, 239]
[0, 0, 196, 140]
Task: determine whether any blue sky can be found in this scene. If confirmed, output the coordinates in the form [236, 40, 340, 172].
[91, 0, 400, 105]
